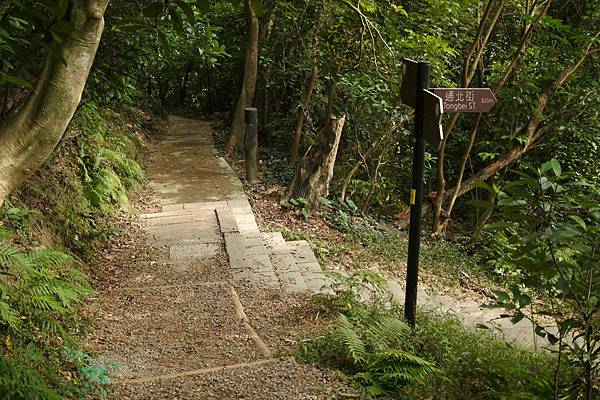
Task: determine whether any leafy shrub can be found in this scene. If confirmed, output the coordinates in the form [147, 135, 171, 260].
[298, 312, 439, 399]
[299, 271, 567, 399]
[299, 272, 438, 398]
[480, 160, 600, 398]
[0, 241, 105, 398]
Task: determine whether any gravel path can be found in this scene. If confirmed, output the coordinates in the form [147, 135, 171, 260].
[86, 116, 350, 399]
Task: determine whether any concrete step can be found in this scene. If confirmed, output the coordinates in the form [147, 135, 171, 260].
[141, 208, 218, 220]
[216, 206, 279, 289]
[287, 240, 331, 294]
[145, 221, 221, 246]
[143, 211, 216, 227]
[261, 232, 308, 293]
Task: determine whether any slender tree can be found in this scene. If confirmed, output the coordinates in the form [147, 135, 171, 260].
[226, 0, 259, 154]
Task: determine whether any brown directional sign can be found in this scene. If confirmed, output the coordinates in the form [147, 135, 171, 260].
[423, 90, 444, 149]
[431, 88, 496, 113]
[400, 59, 418, 108]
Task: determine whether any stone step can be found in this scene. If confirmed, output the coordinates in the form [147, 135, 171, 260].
[141, 208, 218, 220]
[217, 205, 279, 290]
[261, 232, 308, 293]
[162, 201, 228, 213]
[143, 210, 216, 226]
[287, 240, 331, 294]
[145, 220, 221, 246]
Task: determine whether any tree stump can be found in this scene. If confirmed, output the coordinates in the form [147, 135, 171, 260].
[285, 115, 345, 209]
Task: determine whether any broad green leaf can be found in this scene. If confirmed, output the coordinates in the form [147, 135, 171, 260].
[511, 312, 525, 324]
[0, 74, 32, 88]
[175, 0, 196, 21]
[569, 215, 587, 231]
[157, 30, 172, 59]
[549, 159, 561, 176]
[493, 290, 510, 303]
[471, 180, 492, 191]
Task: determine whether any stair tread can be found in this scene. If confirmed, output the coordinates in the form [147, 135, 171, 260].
[261, 232, 307, 293]
[287, 240, 331, 294]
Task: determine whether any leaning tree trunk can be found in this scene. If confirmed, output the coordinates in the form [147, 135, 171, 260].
[226, 0, 259, 154]
[0, 0, 109, 205]
[285, 115, 345, 209]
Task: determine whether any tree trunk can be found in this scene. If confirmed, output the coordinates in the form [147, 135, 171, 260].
[433, 0, 504, 231]
[285, 115, 345, 209]
[433, 0, 552, 232]
[435, 113, 482, 233]
[288, 0, 324, 166]
[340, 126, 392, 202]
[226, 0, 259, 154]
[401, 39, 595, 229]
[0, 0, 109, 205]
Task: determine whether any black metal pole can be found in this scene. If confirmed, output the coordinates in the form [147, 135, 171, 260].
[404, 62, 430, 327]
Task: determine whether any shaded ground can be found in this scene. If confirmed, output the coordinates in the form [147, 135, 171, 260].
[221, 132, 554, 350]
[85, 116, 352, 399]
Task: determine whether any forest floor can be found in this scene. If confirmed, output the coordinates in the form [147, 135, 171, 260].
[84, 115, 552, 399]
[84, 116, 352, 399]
[210, 121, 553, 351]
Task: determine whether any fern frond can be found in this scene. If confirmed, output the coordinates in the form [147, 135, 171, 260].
[0, 243, 31, 270]
[336, 314, 367, 366]
[28, 249, 74, 268]
[0, 300, 20, 329]
[369, 349, 439, 387]
[364, 316, 409, 350]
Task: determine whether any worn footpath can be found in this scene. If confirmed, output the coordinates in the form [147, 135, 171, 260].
[87, 116, 346, 399]
[87, 115, 552, 400]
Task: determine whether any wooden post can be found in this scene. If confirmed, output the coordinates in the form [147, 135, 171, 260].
[244, 107, 259, 183]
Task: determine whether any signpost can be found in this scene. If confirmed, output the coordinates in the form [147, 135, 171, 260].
[431, 88, 496, 113]
[400, 59, 497, 327]
[422, 90, 444, 149]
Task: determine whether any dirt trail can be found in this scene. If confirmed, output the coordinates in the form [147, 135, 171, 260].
[86, 116, 347, 399]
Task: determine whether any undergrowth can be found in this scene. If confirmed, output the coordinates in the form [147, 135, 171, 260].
[0, 101, 152, 398]
[280, 205, 490, 291]
[297, 271, 570, 399]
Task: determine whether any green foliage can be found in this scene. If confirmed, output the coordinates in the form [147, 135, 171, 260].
[401, 312, 561, 399]
[0, 204, 41, 234]
[299, 271, 439, 398]
[0, 240, 103, 398]
[0, 101, 149, 398]
[0, 343, 63, 400]
[298, 311, 438, 399]
[63, 346, 115, 399]
[300, 271, 566, 399]
[481, 159, 600, 397]
[282, 197, 311, 219]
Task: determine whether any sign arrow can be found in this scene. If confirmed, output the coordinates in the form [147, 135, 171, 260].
[431, 88, 497, 113]
[423, 90, 444, 149]
[400, 59, 418, 108]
